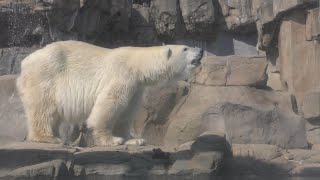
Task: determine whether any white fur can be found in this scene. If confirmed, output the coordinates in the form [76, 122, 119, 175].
[16, 40, 202, 146]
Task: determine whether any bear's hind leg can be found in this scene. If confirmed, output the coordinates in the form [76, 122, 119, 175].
[25, 101, 62, 144]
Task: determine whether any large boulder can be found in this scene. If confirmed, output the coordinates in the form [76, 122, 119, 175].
[164, 85, 295, 146]
[221, 103, 308, 149]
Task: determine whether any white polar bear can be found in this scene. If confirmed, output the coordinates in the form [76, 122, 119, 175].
[16, 40, 203, 146]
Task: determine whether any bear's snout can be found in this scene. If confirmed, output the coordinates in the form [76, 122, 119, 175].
[191, 48, 204, 66]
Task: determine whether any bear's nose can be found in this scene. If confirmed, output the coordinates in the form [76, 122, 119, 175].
[199, 49, 204, 55]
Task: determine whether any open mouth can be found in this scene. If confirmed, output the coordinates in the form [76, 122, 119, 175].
[191, 59, 201, 66]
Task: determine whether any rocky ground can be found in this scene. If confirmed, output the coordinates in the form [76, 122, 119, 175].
[1, 131, 320, 179]
[1, 0, 320, 179]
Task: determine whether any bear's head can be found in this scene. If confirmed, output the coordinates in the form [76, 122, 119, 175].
[125, 45, 203, 84]
[162, 45, 204, 81]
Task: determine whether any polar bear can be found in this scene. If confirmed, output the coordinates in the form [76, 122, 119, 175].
[16, 40, 203, 146]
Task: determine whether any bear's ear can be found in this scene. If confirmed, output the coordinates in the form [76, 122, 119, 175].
[163, 47, 172, 61]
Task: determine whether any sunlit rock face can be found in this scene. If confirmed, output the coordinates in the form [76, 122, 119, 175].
[1, 0, 320, 179]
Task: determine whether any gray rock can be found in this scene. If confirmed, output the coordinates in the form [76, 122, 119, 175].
[224, 143, 320, 176]
[0, 47, 36, 76]
[232, 144, 282, 162]
[285, 149, 320, 163]
[291, 164, 320, 176]
[0, 135, 19, 146]
[256, 0, 274, 24]
[0, 1, 49, 46]
[150, 0, 182, 38]
[221, 103, 308, 149]
[45, 0, 79, 42]
[132, 4, 152, 27]
[74, 164, 130, 177]
[73, 145, 174, 177]
[179, 0, 215, 34]
[0, 75, 27, 141]
[0, 142, 75, 171]
[168, 152, 223, 177]
[223, 144, 293, 176]
[191, 131, 228, 153]
[2, 160, 68, 179]
[74, 0, 132, 43]
[306, 120, 320, 145]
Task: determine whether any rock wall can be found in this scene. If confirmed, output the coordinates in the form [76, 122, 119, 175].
[0, 0, 320, 179]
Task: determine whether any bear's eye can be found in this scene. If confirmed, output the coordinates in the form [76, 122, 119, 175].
[183, 48, 188, 52]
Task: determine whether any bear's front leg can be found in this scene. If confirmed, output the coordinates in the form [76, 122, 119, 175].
[87, 81, 135, 146]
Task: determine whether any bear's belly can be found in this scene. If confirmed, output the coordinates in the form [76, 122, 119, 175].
[56, 82, 97, 124]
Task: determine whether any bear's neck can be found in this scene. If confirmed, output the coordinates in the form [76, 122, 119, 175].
[129, 59, 173, 84]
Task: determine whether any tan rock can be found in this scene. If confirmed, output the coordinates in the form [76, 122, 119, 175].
[226, 55, 267, 86]
[311, 144, 320, 151]
[279, 11, 320, 113]
[195, 55, 267, 87]
[164, 85, 294, 146]
[195, 56, 228, 86]
[306, 8, 320, 41]
[301, 92, 320, 120]
[267, 72, 282, 91]
[273, 0, 313, 15]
